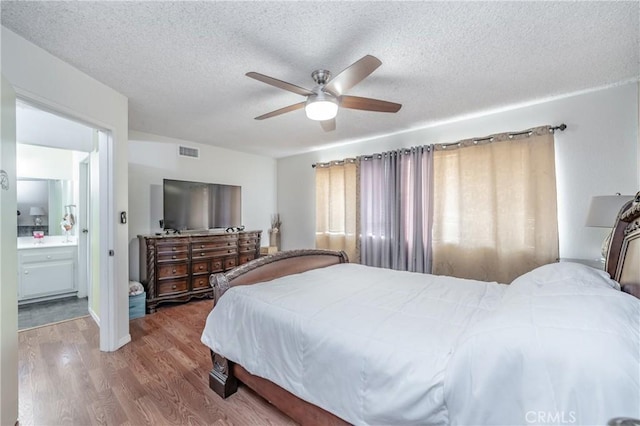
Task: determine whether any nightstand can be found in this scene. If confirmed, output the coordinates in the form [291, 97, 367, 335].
[559, 258, 605, 270]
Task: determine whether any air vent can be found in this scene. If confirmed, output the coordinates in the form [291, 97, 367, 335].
[178, 145, 200, 159]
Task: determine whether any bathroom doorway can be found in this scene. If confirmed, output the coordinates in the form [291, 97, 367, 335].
[15, 100, 98, 329]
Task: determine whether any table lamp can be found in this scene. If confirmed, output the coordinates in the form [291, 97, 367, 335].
[585, 194, 634, 258]
[29, 206, 46, 226]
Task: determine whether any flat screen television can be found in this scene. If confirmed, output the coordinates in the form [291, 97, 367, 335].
[163, 179, 241, 231]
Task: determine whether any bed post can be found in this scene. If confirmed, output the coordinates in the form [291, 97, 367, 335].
[209, 350, 238, 398]
[208, 272, 237, 398]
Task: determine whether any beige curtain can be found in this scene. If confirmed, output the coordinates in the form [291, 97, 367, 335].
[432, 126, 559, 283]
[315, 159, 359, 262]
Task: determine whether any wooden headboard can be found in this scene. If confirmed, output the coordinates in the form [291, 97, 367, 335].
[606, 191, 640, 298]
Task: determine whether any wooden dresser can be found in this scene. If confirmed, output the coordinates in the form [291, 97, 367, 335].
[138, 230, 261, 312]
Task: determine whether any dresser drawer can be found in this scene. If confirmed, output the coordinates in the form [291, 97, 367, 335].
[157, 251, 189, 262]
[193, 247, 237, 259]
[192, 261, 210, 274]
[191, 237, 237, 250]
[192, 275, 210, 290]
[239, 253, 256, 265]
[240, 232, 261, 239]
[225, 257, 238, 269]
[239, 245, 257, 254]
[156, 242, 189, 253]
[158, 263, 188, 279]
[157, 279, 188, 296]
[211, 258, 225, 272]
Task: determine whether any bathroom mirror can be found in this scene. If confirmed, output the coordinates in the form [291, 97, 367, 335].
[17, 178, 74, 237]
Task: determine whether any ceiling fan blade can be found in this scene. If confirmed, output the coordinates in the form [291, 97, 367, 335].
[341, 95, 402, 113]
[323, 55, 382, 96]
[246, 72, 314, 97]
[254, 102, 305, 120]
[320, 118, 336, 132]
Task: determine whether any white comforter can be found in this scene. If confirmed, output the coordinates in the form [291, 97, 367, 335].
[201, 262, 640, 425]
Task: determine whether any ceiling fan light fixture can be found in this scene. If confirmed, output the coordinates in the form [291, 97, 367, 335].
[305, 93, 338, 121]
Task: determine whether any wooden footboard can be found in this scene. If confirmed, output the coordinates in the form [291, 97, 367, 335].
[210, 248, 349, 299]
[207, 249, 349, 424]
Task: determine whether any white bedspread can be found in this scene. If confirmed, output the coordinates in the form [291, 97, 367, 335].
[445, 262, 640, 425]
[202, 263, 507, 424]
[201, 262, 640, 425]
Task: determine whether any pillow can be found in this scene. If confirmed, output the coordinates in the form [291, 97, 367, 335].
[129, 280, 145, 296]
[510, 261, 620, 291]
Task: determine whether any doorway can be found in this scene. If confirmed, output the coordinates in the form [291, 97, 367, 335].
[15, 101, 97, 329]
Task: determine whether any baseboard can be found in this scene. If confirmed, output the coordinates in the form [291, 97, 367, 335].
[88, 307, 100, 326]
[118, 333, 131, 348]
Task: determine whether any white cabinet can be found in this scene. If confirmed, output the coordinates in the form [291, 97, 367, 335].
[18, 246, 77, 303]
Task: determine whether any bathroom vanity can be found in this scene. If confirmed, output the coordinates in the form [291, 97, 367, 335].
[17, 236, 77, 304]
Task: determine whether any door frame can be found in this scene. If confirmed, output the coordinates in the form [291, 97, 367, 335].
[14, 89, 118, 352]
[78, 158, 90, 300]
[1, 74, 19, 426]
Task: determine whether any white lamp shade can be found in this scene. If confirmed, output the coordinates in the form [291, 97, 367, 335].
[305, 100, 338, 121]
[305, 91, 338, 121]
[585, 195, 634, 227]
[29, 206, 46, 216]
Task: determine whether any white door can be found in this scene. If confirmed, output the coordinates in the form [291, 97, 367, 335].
[0, 76, 19, 424]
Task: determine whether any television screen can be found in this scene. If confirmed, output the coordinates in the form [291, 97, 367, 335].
[163, 179, 241, 231]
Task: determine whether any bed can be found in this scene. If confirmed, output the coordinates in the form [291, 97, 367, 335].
[201, 193, 640, 425]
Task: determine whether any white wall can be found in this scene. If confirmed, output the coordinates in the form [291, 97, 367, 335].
[17, 104, 94, 152]
[128, 130, 277, 280]
[278, 82, 639, 263]
[16, 143, 74, 180]
[1, 27, 130, 351]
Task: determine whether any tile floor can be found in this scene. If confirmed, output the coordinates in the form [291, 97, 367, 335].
[18, 296, 89, 330]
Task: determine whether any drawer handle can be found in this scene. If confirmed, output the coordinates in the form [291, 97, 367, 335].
[47, 255, 52, 259]
[172, 285, 177, 290]
[172, 269, 176, 274]
[24, 270, 29, 275]
[172, 247, 176, 251]
[228, 249, 232, 253]
[200, 252, 205, 256]
[199, 280, 204, 285]
[201, 245, 205, 248]
[172, 255, 177, 259]
[227, 242, 231, 246]
[199, 265, 204, 270]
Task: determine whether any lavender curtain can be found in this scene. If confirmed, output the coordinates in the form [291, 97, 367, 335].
[359, 146, 434, 272]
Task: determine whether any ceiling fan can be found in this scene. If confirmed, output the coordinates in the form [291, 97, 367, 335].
[246, 55, 402, 132]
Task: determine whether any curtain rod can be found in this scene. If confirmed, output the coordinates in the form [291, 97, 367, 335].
[436, 123, 567, 149]
[312, 158, 357, 169]
[311, 123, 567, 168]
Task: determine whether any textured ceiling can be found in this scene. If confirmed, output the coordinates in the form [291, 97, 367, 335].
[2, 1, 639, 158]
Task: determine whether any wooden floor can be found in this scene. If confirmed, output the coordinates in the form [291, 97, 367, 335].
[18, 299, 296, 426]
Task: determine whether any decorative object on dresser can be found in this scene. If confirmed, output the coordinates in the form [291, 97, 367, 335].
[268, 214, 281, 251]
[138, 230, 261, 313]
